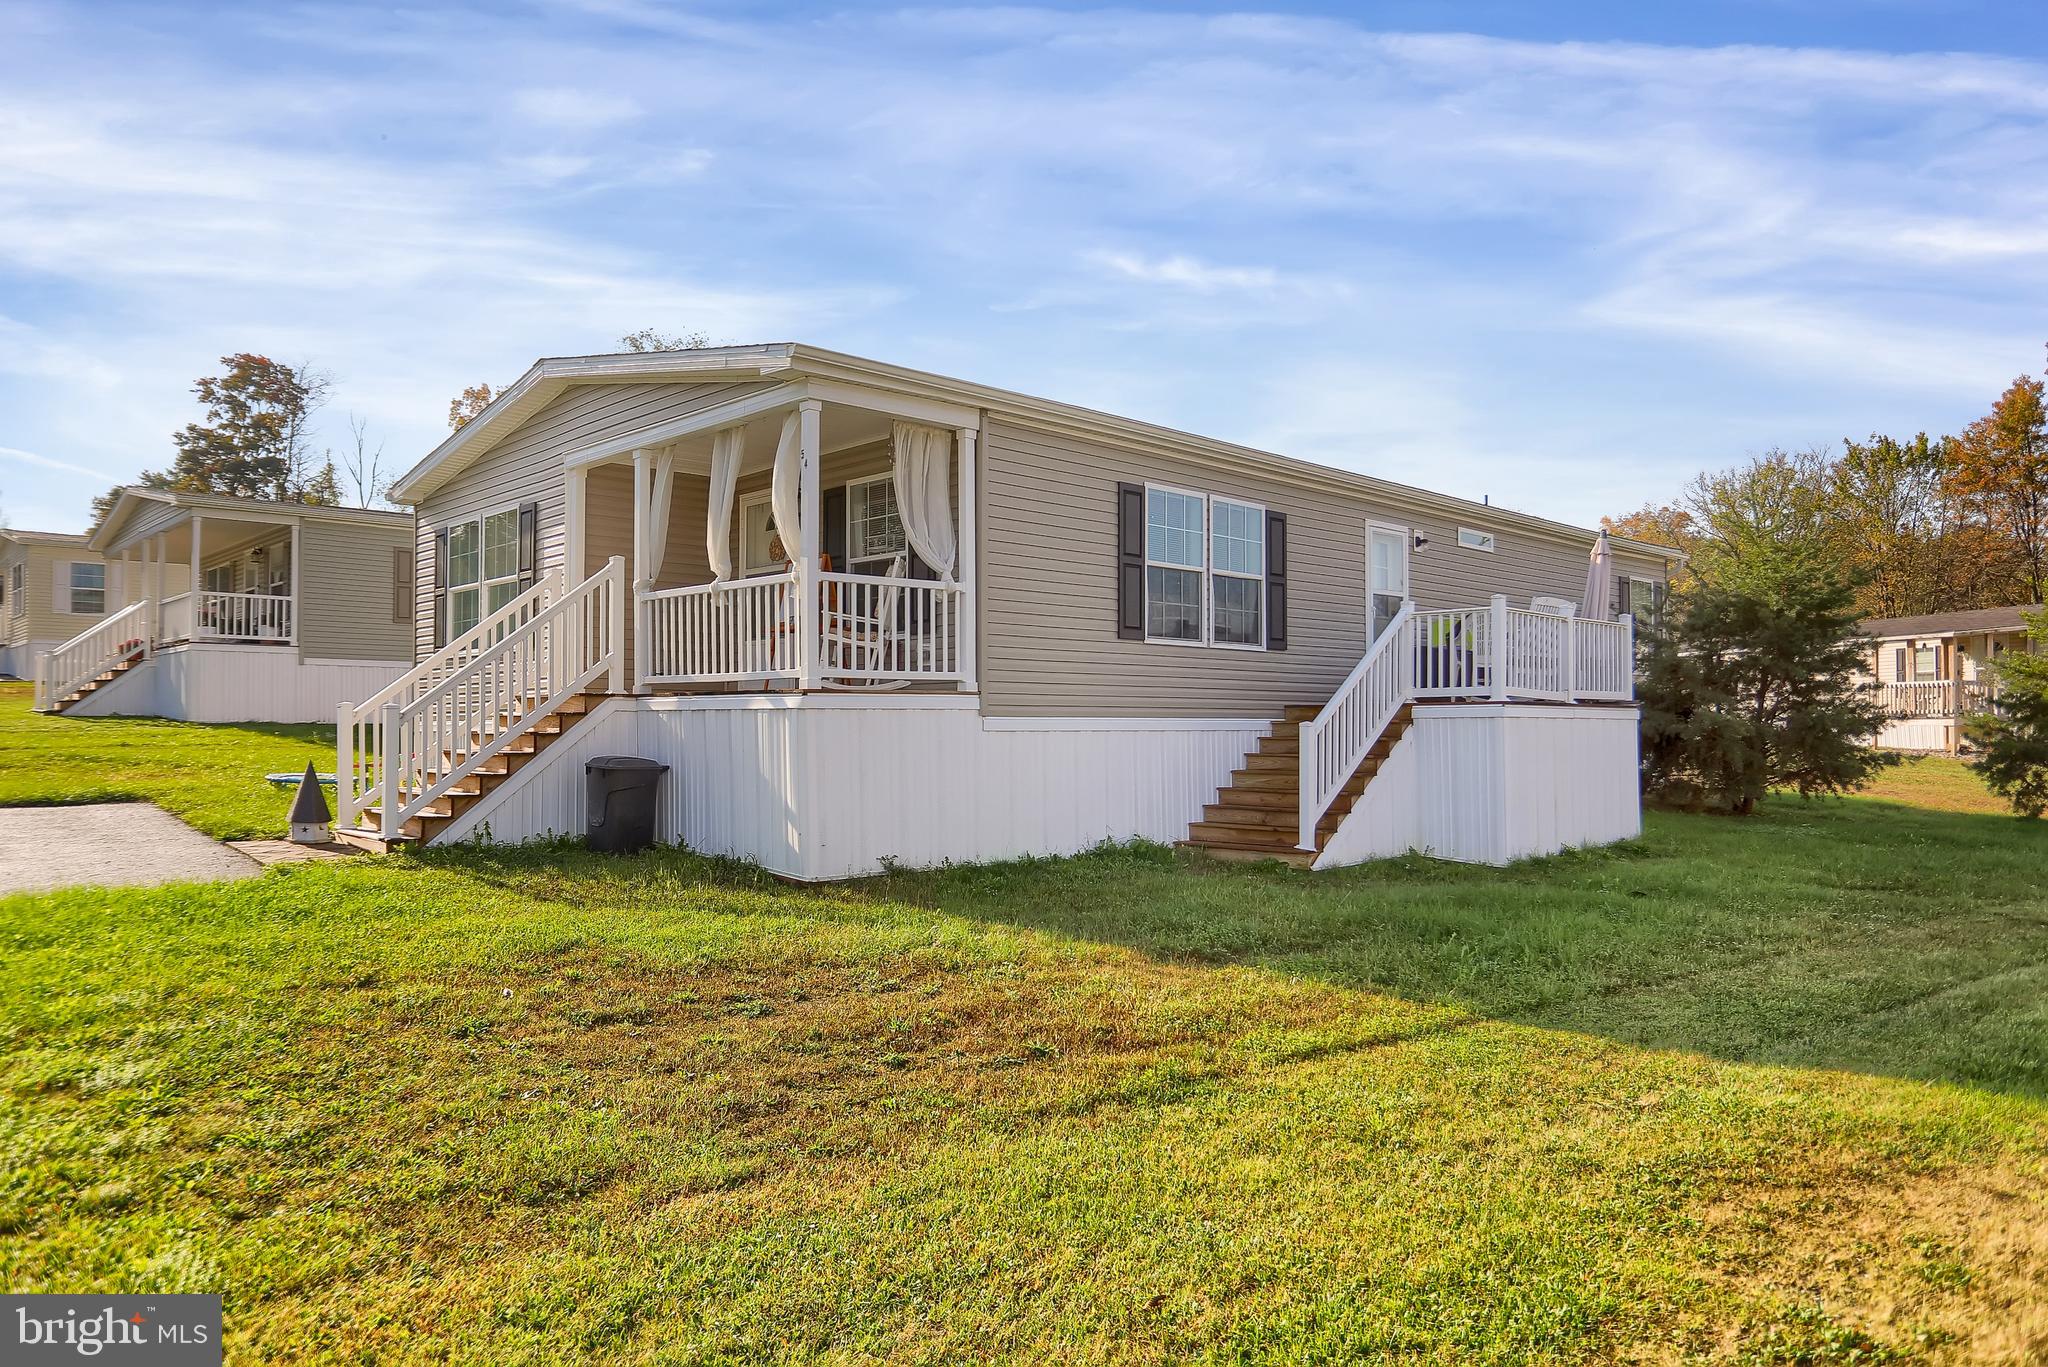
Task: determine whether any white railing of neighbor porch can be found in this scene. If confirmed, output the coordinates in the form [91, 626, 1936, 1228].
[158, 592, 194, 643]
[818, 571, 966, 683]
[336, 558, 624, 838]
[34, 600, 149, 711]
[641, 571, 798, 684]
[199, 590, 291, 641]
[1297, 595, 1636, 850]
[1877, 680, 1992, 719]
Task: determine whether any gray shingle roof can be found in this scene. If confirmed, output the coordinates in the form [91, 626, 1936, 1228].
[1858, 605, 2042, 639]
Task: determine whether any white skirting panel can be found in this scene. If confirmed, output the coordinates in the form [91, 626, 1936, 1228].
[1873, 717, 1954, 752]
[432, 696, 1265, 880]
[1315, 703, 1641, 869]
[2, 641, 61, 680]
[63, 644, 411, 724]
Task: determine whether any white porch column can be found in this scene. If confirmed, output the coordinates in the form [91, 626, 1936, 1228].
[954, 423, 979, 693]
[147, 535, 162, 656]
[190, 513, 205, 641]
[796, 399, 823, 690]
[565, 465, 587, 586]
[288, 518, 301, 646]
[631, 447, 652, 693]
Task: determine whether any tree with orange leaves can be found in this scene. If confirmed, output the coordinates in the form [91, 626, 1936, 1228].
[1944, 367, 2048, 604]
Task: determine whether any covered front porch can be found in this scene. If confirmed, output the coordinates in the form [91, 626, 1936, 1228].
[565, 379, 978, 694]
[106, 504, 299, 648]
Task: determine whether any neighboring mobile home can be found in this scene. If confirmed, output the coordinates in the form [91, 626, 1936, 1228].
[1, 529, 134, 681]
[336, 344, 1677, 877]
[33, 490, 415, 722]
[1856, 605, 2037, 753]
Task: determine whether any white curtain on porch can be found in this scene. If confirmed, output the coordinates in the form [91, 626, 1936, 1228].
[891, 421, 956, 581]
[646, 452, 677, 583]
[770, 411, 802, 567]
[705, 425, 744, 581]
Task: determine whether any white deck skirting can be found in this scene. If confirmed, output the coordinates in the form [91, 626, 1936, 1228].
[431, 695, 1266, 879]
[63, 642, 412, 724]
[1315, 703, 1642, 868]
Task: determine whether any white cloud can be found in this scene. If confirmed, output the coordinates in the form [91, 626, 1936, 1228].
[0, 445, 117, 483]
[1087, 251, 1283, 292]
[1, 4, 2044, 530]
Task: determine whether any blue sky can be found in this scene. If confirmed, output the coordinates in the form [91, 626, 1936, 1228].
[2, 1, 2045, 534]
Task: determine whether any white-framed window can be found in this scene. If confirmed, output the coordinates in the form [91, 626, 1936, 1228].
[1143, 484, 1266, 650]
[739, 492, 786, 576]
[7, 563, 21, 617]
[204, 564, 235, 593]
[445, 505, 521, 640]
[1912, 644, 1939, 682]
[67, 562, 104, 615]
[845, 475, 907, 571]
[1209, 497, 1265, 647]
[1456, 526, 1496, 553]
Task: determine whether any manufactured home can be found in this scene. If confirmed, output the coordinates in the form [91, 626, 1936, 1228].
[2, 529, 136, 681]
[1856, 605, 2036, 753]
[33, 490, 414, 722]
[335, 344, 1676, 877]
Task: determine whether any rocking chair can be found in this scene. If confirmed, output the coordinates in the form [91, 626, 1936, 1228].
[821, 553, 911, 691]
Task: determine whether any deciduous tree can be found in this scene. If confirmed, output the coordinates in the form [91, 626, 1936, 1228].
[1963, 607, 2048, 817]
[1945, 371, 2048, 604]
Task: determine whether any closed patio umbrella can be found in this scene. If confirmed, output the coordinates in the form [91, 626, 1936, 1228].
[1583, 530, 1614, 621]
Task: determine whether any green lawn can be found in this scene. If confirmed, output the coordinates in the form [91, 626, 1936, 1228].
[1, 714, 2045, 1363]
[0, 681, 329, 839]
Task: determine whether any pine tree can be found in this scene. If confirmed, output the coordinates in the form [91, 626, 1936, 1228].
[1639, 574, 1895, 814]
[1962, 607, 2048, 817]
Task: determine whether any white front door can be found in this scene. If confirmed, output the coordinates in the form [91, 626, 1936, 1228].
[1369, 526, 1408, 640]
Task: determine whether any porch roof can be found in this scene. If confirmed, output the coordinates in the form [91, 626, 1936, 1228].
[89, 487, 411, 556]
[1859, 605, 2042, 641]
[389, 343, 1688, 566]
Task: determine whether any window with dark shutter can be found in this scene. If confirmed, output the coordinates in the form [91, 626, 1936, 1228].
[392, 546, 412, 625]
[1265, 511, 1287, 651]
[431, 526, 449, 648]
[517, 501, 539, 591]
[1115, 482, 1145, 640]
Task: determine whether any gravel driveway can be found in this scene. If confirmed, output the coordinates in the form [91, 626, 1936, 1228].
[0, 804, 260, 895]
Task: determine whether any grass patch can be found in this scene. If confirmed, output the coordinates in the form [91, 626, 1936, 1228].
[1, 718, 2045, 1360]
[0, 680, 327, 838]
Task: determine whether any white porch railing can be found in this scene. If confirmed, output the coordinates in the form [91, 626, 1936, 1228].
[1878, 680, 1992, 719]
[159, 592, 193, 644]
[1298, 595, 1636, 849]
[336, 558, 624, 839]
[197, 590, 291, 641]
[33, 600, 149, 711]
[642, 572, 798, 685]
[638, 570, 967, 687]
[818, 571, 966, 684]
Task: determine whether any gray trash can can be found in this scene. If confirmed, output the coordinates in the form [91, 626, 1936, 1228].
[585, 756, 668, 854]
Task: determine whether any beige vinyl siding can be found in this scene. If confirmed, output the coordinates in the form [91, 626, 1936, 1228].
[2, 539, 113, 649]
[412, 378, 771, 657]
[979, 417, 1668, 719]
[298, 520, 415, 661]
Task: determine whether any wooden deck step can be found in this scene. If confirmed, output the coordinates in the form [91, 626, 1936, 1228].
[1182, 703, 1414, 867]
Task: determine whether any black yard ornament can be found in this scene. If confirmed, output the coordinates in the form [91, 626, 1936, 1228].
[289, 762, 332, 844]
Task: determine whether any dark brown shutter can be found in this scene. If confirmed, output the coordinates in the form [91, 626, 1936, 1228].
[431, 526, 449, 648]
[1611, 573, 1630, 619]
[822, 485, 848, 570]
[517, 501, 539, 590]
[391, 546, 412, 625]
[1265, 511, 1288, 651]
[1116, 482, 1145, 640]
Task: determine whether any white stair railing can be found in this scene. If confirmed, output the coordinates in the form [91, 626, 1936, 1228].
[34, 600, 149, 711]
[336, 558, 624, 838]
[1298, 601, 1416, 851]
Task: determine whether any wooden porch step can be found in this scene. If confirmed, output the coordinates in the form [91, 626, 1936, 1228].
[343, 690, 604, 850]
[1174, 840, 1317, 870]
